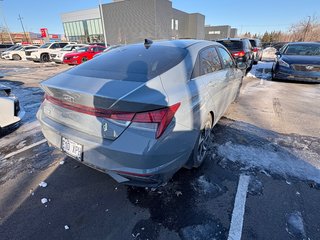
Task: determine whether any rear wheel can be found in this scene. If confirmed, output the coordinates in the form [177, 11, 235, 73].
[191, 115, 213, 168]
[12, 54, 21, 60]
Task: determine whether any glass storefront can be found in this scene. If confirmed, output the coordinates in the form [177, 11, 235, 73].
[63, 19, 104, 44]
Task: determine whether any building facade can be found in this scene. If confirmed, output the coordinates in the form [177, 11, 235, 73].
[204, 25, 238, 40]
[61, 0, 205, 45]
[61, 8, 104, 43]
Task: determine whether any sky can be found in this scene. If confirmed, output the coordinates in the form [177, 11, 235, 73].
[0, 0, 319, 35]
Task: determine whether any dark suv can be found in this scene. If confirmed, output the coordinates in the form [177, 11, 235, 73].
[249, 38, 263, 64]
[216, 38, 254, 70]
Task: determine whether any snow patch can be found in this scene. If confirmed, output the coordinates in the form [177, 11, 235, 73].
[286, 211, 306, 239]
[217, 142, 320, 184]
[39, 181, 47, 188]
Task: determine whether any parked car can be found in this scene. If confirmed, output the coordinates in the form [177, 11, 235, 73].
[0, 84, 24, 134]
[1, 44, 21, 59]
[37, 39, 245, 187]
[272, 42, 320, 83]
[2, 45, 39, 60]
[216, 38, 254, 70]
[50, 44, 88, 64]
[63, 45, 106, 65]
[249, 38, 263, 64]
[0, 44, 14, 54]
[25, 42, 75, 62]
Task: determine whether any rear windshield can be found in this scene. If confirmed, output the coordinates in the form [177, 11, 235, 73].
[217, 40, 243, 51]
[68, 44, 188, 82]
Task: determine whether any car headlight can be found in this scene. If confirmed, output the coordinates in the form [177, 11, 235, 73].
[278, 59, 290, 68]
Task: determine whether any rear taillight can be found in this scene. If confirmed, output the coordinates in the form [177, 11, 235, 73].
[45, 94, 180, 139]
[253, 47, 258, 52]
[232, 51, 245, 57]
[132, 103, 180, 138]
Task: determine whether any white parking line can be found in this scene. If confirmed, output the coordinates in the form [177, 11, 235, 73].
[2, 139, 47, 160]
[228, 174, 250, 240]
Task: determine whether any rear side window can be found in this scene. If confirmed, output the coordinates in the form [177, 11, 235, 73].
[68, 44, 188, 82]
[249, 40, 256, 47]
[218, 48, 235, 68]
[199, 47, 222, 76]
[217, 41, 243, 51]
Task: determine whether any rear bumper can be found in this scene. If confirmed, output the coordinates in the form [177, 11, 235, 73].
[37, 109, 195, 187]
[274, 66, 320, 83]
[1, 109, 25, 128]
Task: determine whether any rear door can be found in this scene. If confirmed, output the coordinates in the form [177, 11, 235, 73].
[217, 47, 241, 105]
[190, 46, 228, 122]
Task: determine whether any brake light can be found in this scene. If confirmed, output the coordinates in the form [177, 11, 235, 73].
[232, 51, 245, 57]
[45, 94, 135, 121]
[253, 47, 258, 52]
[45, 94, 180, 139]
[132, 103, 180, 138]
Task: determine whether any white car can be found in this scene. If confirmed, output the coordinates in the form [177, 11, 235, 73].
[25, 42, 76, 62]
[2, 45, 39, 60]
[0, 85, 25, 134]
[50, 44, 87, 64]
[1, 45, 22, 59]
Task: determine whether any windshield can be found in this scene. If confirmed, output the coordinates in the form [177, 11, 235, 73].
[61, 45, 74, 51]
[68, 44, 188, 82]
[217, 40, 243, 51]
[40, 43, 51, 49]
[15, 46, 23, 51]
[76, 47, 89, 53]
[284, 44, 320, 56]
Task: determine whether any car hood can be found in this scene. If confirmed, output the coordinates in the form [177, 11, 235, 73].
[281, 55, 320, 65]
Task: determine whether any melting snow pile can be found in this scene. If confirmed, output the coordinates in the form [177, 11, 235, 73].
[217, 141, 320, 184]
[246, 62, 273, 79]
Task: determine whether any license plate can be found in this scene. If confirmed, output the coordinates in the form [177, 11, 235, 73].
[61, 137, 83, 160]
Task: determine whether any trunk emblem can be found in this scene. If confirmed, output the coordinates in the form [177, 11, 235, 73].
[63, 94, 75, 103]
[306, 66, 314, 70]
[103, 123, 108, 132]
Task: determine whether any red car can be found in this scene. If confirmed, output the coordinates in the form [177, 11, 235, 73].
[63, 45, 106, 65]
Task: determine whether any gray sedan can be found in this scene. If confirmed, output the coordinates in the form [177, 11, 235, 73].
[37, 39, 244, 187]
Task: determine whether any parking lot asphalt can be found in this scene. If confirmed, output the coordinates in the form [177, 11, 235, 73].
[0, 60, 319, 240]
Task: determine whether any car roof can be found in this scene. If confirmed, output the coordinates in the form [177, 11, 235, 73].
[286, 42, 320, 45]
[129, 39, 217, 49]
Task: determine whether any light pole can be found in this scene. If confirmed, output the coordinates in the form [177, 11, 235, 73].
[0, 0, 14, 44]
[98, 0, 108, 46]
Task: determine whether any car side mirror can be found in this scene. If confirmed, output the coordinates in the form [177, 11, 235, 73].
[237, 62, 247, 70]
[275, 51, 281, 56]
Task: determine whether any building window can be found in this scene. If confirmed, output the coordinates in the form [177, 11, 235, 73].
[208, 31, 221, 35]
[171, 19, 174, 30]
[175, 20, 178, 30]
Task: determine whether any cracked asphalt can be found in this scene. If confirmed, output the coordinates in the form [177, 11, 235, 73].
[0, 59, 319, 240]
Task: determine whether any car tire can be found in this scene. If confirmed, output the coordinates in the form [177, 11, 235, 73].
[12, 54, 21, 61]
[191, 114, 213, 168]
[81, 57, 88, 63]
[40, 53, 49, 62]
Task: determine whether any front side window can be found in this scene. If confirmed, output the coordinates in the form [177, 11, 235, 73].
[218, 48, 235, 68]
[40, 43, 51, 49]
[199, 47, 222, 76]
[50, 43, 60, 49]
